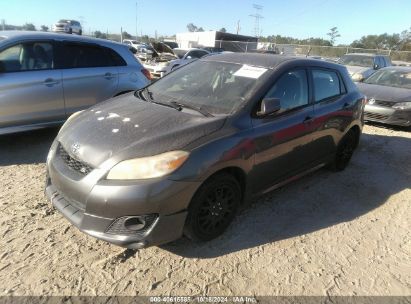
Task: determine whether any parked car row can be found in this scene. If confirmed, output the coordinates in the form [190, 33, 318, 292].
[0, 32, 408, 250]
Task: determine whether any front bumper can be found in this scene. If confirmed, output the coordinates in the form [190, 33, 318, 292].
[364, 104, 411, 127]
[45, 147, 201, 248]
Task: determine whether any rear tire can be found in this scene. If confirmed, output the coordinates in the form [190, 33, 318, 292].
[331, 129, 358, 171]
[184, 174, 241, 241]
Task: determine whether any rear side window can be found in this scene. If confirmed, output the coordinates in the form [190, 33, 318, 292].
[0, 42, 54, 72]
[312, 70, 342, 102]
[59, 43, 125, 68]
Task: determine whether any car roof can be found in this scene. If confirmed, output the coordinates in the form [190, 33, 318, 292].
[343, 53, 381, 57]
[202, 52, 342, 70]
[0, 31, 125, 48]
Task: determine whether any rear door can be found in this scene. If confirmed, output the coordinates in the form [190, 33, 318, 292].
[0, 40, 65, 128]
[310, 68, 352, 160]
[57, 41, 119, 115]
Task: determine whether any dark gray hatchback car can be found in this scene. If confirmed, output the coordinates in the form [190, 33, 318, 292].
[45, 53, 365, 249]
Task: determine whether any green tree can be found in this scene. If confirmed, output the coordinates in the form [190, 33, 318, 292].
[122, 31, 132, 39]
[40, 25, 49, 32]
[22, 23, 36, 31]
[219, 27, 227, 33]
[327, 26, 341, 46]
[187, 23, 198, 32]
[94, 31, 107, 39]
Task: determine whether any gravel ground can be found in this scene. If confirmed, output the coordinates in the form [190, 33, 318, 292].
[0, 124, 410, 296]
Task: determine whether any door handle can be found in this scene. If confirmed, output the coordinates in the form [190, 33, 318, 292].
[342, 102, 351, 109]
[104, 73, 116, 80]
[303, 116, 314, 124]
[44, 78, 59, 86]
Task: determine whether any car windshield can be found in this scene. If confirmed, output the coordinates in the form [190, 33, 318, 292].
[364, 69, 411, 89]
[58, 19, 70, 23]
[145, 60, 268, 114]
[173, 49, 188, 59]
[339, 55, 374, 67]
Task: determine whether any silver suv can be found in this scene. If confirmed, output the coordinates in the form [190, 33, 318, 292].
[52, 19, 82, 35]
[0, 31, 151, 135]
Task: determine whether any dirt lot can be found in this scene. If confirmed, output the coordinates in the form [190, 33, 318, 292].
[0, 124, 410, 296]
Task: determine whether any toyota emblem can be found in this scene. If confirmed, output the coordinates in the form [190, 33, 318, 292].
[71, 143, 81, 155]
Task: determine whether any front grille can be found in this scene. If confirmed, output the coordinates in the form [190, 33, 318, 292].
[372, 100, 396, 107]
[58, 144, 93, 176]
[364, 111, 389, 121]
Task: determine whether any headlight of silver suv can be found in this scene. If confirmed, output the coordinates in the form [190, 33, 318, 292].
[107, 151, 189, 180]
[352, 73, 365, 82]
[392, 102, 411, 110]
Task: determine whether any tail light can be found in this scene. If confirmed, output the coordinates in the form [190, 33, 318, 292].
[141, 68, 152, 80]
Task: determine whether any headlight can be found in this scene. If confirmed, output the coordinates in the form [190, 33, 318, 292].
[58, 110, 84, 135]
[107, 151, 189, 180]
[392, 102, 411, 110]
[66, 110, 84, 124]
[352, 73, 364, 82]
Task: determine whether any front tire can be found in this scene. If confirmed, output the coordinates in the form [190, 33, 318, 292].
[332, 129, 357, 171]
[78, 30, 82, 35]
[184, 174, 241, 241]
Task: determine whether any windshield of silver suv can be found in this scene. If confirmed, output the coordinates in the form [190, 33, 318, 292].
[339, 55, 374, 67]
[144, 60, 268, 114]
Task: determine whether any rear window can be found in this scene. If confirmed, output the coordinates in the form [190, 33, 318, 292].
[312, 70, 342, 102]
[59, 43, 125, 68]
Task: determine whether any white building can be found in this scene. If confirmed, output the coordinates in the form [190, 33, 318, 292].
[176, 31, 258, 52]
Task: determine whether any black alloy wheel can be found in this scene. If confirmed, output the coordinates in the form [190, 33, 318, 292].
[184, 174, 241, 241]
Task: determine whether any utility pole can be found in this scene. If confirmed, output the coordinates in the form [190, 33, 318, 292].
[136, 2, 138, 41]
[249, 4, 263, 37]
[236, 20, 241, 35]
[1, 19, 5, 31]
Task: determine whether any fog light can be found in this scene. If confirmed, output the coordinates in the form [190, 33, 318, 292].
[124, 217, 146, 231]
[106, 214, 158, 235]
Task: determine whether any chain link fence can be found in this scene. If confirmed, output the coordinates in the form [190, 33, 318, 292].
[214, 40, 411, 63]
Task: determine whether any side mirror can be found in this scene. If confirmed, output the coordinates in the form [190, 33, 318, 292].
[374, 64, 380, 70]
[186, 55, 192, 60]
[257, 97, 281, 116]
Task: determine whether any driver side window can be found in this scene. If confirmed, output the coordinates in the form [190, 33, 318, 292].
[265, 69, 309, 110]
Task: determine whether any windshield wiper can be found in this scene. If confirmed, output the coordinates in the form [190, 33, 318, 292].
[170, 101, 214, 117]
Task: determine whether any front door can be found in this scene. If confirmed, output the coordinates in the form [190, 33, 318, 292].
[0, 41, 65, 128]
[250, 69, 317, 193]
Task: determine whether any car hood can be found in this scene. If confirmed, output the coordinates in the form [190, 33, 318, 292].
[345, 65, 371, 75]
[149, 42, 177, 60]
[57, 94, 226, 168]
[357, 82, 411, 102]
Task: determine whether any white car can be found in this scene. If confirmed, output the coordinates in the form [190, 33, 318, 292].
[164, 48, 210, 74]
[122, 39, 141, 49]
[52, 19, 82, 35]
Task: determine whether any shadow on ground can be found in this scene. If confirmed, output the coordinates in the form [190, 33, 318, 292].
[0, 128, 59, 166]
[162, 132, 411, 258]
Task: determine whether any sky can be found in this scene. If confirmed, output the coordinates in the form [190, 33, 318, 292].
[1, 0, 410, 44]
